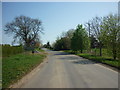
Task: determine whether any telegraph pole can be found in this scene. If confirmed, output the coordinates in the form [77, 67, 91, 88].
[87, 22, 91, 53]
[87, 22, 91, 37]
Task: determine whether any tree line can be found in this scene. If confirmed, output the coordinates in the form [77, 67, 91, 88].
[52, 13, 120, 60]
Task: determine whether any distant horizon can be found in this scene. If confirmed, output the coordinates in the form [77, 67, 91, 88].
[2, 2, 118, 45]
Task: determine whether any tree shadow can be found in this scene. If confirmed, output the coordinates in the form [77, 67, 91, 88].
[59, 56, 80, 60]
[59, 56, 98, 64]
[54, 52, 70, 55]
[72, 59, 98, 64]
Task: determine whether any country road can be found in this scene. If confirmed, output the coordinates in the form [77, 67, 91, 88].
[21, 49, 118, 88]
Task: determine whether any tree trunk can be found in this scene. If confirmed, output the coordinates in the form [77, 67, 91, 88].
[113, 49, 117, 60]
[81, 49, 83, 53]
[24, 41, 31, 50]
[112, 42, 117, 60]
[100, 47, 102, 56]
[99, 42, 102, 56]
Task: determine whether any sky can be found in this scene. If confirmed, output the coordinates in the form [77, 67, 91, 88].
[2, 2, 118, 45]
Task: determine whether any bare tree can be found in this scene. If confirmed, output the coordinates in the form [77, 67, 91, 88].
[85, 21, 91, 37]
[90, 16, 103, 56]
[84, 21, 92, 53]
[4, 16, 43, 50]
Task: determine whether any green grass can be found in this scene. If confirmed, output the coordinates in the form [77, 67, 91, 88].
[36, 48, 44, 52]
[91, 48, 113, 58]
[77, 53, 119, 68]
[64, 49, 119, 68]
[3, 52, 46, 88]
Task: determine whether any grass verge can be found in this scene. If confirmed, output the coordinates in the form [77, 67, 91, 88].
[77, 53, 119, 68]
[36, 48, 44, 52]
[64, 50, 119, 69]
[3, 51, 46, 88]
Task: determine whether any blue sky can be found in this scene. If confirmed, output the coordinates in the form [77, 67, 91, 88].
[2, 2, 118, 45]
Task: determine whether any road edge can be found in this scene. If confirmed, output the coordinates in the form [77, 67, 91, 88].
[79, 56, 119, 73]
[63, 51, 119, 73]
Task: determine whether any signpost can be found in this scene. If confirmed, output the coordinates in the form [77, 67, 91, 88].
[31, 41, 35, 53]
[94, 42, 97, 56]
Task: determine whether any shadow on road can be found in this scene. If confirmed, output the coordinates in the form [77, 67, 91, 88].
[59, 55, 98, 65]
[53, 51, 98, 65]
[59, 56, 80, 60]
[53, 52, 70, 55]
[72, 59, 97, 64]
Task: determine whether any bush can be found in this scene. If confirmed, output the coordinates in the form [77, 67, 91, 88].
[2, 44, 23, 57]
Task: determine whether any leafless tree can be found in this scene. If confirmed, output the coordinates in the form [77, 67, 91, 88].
[4, 15, 43, 50]
[87, 16, 103, 56]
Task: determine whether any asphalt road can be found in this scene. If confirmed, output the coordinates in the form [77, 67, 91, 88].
[21, 49, 118, 88]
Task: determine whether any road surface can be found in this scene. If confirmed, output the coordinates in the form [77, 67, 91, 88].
[21, 49, 118, 88]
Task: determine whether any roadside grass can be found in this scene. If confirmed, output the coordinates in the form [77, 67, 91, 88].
[77, 53, 119, 68]
[64, 50, 119, 68]
[91, 48, 113, 58]
[35, 48, 44, 52]
[3, 51, 46, 88]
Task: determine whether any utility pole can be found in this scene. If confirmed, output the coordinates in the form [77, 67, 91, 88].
[87, 22, 91, 37]
[87, 22, 91, 53]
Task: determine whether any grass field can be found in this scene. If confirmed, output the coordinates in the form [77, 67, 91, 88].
[3, 51, 46, 88]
